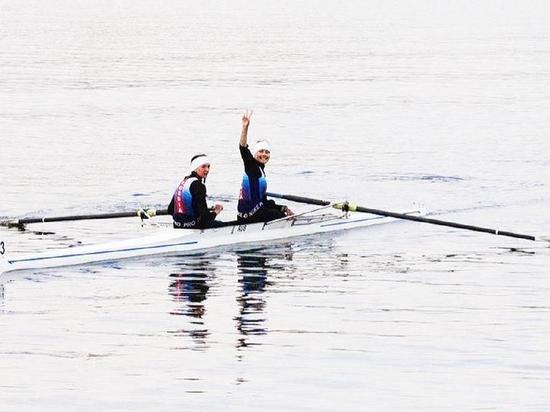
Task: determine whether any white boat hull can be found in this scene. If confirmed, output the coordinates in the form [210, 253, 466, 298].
[0, 212, 411, 276]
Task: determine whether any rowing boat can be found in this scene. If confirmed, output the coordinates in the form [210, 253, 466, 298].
[0, 210, 414, 276]
[3, 190, 541, 278]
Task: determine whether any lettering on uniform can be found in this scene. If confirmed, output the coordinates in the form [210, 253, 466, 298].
[237, 201, 264, 218]
[174, 220, 197, 228]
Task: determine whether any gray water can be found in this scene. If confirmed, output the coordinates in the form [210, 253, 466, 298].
[1, 1, 549, 410]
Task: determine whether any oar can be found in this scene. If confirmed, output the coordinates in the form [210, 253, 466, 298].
[267, 192, 540, 242]
[1, 208, 169, 230]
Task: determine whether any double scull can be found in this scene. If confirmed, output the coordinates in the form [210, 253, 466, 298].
[0, 209, 416, 276]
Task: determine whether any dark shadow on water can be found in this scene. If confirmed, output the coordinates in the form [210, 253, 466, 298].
[167, 253, 215, 350]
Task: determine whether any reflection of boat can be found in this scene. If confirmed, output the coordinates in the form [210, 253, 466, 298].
[1, 210, 418, 276]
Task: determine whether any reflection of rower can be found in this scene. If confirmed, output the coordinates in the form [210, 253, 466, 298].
[169, 272, 209, 318]
[235, 250, 272, 348]
[168, 257, 214, 346]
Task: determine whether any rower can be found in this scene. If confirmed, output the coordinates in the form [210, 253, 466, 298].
[168, 154, 225, 229]
[237, 111, 293, 224]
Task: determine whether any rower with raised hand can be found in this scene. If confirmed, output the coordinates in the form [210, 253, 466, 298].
[168, 154, 225, 229]
[237, 110, 293, 223]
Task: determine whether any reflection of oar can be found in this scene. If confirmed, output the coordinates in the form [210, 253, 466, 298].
[267, 192, 540, 242]
[1, 209, 169, 230]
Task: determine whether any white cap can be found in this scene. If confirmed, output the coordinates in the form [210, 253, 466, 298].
[190, 154, 210, 172]
[252, 140, 271, 155]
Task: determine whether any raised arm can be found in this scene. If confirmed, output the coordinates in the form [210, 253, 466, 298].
[239, 110, 253, 147]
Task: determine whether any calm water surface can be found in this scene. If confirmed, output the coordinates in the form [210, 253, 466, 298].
[1, 1, 549, 410]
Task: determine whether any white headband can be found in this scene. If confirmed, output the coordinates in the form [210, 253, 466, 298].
[190, 155, 210, 172]
[252, 140, 271, 154]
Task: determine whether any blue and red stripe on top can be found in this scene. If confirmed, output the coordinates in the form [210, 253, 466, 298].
[174, 177, 197, 218]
